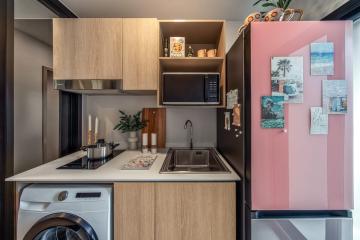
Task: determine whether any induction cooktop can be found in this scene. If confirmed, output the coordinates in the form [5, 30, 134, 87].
[57, 150, 125, 170]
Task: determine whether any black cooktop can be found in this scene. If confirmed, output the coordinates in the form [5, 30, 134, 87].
[57, 150, 125, 170]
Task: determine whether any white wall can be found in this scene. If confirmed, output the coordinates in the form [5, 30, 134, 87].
[14, 30, 52, 173]
[83, 95, 217, 148]
[226, 21, 242, 53]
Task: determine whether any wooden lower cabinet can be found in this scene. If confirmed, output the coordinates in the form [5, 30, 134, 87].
[114, 183, 155, 240]
[114, 182, 236, 240]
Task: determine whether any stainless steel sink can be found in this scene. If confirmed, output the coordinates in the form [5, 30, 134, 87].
[160, 148, 230, 174]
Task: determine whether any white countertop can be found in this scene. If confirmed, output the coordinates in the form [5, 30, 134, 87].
[6, 149, 240, 182]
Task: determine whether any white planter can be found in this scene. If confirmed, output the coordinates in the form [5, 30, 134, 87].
[128, 131, 138, 150]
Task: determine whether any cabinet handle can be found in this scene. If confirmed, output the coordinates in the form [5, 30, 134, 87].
[282, 129, 288, 133]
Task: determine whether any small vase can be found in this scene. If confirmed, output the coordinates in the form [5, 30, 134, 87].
[128, 131, 138, 150]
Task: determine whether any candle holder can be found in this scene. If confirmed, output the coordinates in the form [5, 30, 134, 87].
[151, 133, 157, 154]
[142, 133, 149, 153]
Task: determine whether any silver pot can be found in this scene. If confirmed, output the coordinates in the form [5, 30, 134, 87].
[81, 139, 119, 160]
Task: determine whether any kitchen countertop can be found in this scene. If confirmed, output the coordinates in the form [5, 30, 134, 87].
[6, 149, 240, 182]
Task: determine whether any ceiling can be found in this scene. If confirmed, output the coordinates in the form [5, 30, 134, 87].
[14, 0, 349, 47]
[15, 0, 349, 21]
[15, 19, 52, 46]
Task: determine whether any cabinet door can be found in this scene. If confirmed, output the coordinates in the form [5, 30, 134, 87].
[155, 183, 236, 240]
[114, 183, 155, 240]
[53, 18, 123, 80]
[123, 18, 159, 90]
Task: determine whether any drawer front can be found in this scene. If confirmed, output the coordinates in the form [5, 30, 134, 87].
[252, 218, 352, 240]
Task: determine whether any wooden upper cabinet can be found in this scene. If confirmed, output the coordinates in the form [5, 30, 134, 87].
[122, 18, 159, 91]
[53, 18, 123, 80]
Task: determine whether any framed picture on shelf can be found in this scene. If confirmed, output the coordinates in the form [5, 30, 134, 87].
[170, 37, 185, 57]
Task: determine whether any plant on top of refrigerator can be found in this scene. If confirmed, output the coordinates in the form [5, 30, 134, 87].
[253, 0, 293, 10]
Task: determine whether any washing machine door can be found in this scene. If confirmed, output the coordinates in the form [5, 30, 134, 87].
[23, 213, 98, 240]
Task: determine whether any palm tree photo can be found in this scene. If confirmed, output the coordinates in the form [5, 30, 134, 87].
[277, 59, 293, 77]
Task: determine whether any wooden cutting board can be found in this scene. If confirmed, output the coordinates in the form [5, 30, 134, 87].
[142, 108, 166, 148]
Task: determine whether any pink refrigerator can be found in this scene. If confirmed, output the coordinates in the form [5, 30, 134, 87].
[217, 21, 353, 240]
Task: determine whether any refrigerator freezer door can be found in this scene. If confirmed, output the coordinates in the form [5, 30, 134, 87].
[252, 218, 352, 240]
[250, 21, 353, 211]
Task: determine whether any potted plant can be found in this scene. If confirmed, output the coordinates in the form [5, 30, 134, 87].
[253, 0, 303, 22]
[254, 0, 293, 10]
[113, 110, 147, 150]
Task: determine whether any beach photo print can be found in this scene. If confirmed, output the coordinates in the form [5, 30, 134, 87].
[311, 42, 334, 76]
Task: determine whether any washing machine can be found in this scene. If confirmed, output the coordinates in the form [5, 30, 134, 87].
[17, 184, 112, 240]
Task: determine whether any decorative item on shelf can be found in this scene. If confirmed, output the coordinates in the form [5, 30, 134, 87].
[151, 133, 157, 154]
[113, 110, 147, 150]
[187, 45, 194, 57]
[164, 38, 169, 57]
[142, 133, 149, 153]
[207, 49, 217, 58]
[197, 49, 207, 58]
[170, 37, 185, 57]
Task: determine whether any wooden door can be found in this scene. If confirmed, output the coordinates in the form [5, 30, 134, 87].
[155, 183, 236, 240]
[114, 183, 155, 240]
[123, 18, 159, 90]
[53, 18, 123, 80]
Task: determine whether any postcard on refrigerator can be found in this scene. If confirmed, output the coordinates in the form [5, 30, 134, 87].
[226, 89, 238, 109]
[224, 112, 231, 130]
[311, 42, 334, 76]
[261, 96, 285, 129]
[310, 107, 328, 135]
[271, 56, 304, 103]
[322, 80, 347, 114]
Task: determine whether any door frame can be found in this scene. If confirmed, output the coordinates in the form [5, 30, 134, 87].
[0, 0, 14, 239]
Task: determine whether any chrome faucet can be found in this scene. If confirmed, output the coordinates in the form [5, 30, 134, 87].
[184, 120, 193, 149]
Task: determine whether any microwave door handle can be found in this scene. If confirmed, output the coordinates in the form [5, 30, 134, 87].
[204, 76, 209, 102]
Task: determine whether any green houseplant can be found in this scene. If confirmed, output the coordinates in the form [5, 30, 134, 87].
[114, 110, 147, 150]
[253, 0, 293, 10]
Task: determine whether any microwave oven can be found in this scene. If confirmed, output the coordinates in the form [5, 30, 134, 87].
[162, 72, 220, 105]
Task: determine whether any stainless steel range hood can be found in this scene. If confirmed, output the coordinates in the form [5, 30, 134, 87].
[54, 79, 124, 95]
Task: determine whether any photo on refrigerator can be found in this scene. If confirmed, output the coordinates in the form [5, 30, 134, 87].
[261, 96, 285, 128]
[322, 80, 347, 114]
[311, 42, 335, 76]
[271, 56, 304, 103]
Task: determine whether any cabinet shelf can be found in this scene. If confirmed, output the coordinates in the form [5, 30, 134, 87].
[159, 57, 224, 72]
